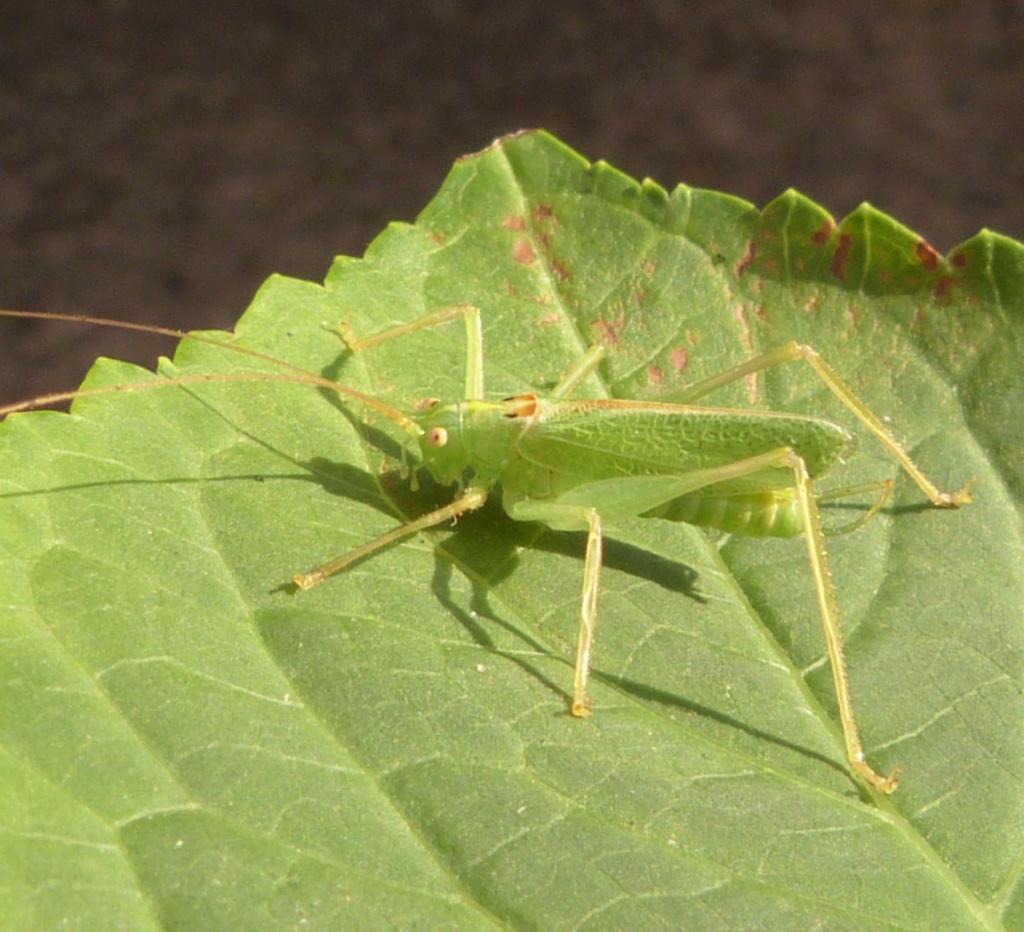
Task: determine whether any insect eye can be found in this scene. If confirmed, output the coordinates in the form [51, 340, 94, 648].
[426, 426, 448, 447]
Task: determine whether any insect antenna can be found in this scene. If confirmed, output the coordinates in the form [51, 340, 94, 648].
[0, 309, 421, 435]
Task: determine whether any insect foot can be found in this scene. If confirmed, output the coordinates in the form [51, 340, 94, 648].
[935, 478, 975, 508]
[570, 698, 593, 718]
[853, 755, 901, 796]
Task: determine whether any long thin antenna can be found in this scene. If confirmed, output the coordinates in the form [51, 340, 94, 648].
[0, 309, 420, 434]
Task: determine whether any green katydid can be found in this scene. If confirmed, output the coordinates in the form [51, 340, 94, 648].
[0, 304, 971, 795]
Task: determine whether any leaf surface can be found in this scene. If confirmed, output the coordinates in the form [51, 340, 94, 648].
[2, 130, 1021, 929]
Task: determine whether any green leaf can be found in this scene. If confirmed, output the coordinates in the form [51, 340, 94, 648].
[2, 130, 1021, 929]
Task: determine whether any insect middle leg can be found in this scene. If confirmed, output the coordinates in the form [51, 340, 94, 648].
[573, 508, 603, 716]
[512, 444, 901, 794]
[504, 499, 605, 717]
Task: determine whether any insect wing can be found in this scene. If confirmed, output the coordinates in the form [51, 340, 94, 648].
[512, 399, 851, 493]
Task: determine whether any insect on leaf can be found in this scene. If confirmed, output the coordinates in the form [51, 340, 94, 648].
[1, 130, 1022, 929]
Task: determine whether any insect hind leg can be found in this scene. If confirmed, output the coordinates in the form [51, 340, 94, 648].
[643, 444, 900, 794]
[817, 479, 893, 536]
[660, 341, 971, 509]
[782, 447, 899, 795]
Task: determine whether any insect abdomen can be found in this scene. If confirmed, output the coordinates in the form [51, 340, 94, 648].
[647, 490, 802, 538]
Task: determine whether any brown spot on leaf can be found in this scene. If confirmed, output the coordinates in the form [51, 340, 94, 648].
[591, 316, 624, 346]
[503, 214, 526, 230]
[539, 311, 559, 327]
[830, 233, 852, 280]
[733, 304, 753, 355]
[731, 305, 758, 401]
[734, 241, 756, 277]
[647, 364, 663, 386]
[915, 240, 940, 270]
[430, 231, 446, 245]
[952, 252, 967, 268]
[754, 304, 768, 321]
[641, 259, 656, 278]
[933, 276, 954, 299]
[803, 296, 820, 314]
[533, 204, 553, 221]
[513, 238, 536, 265]
[551, 259, 570, 281]
[669, 346, 689, 374]
[811, 220, 834, 245]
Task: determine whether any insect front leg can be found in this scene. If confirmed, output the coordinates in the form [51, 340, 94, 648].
[661, 341, 971, 508]
[336, 304, 484, 401]
[293, 485, 488, 589]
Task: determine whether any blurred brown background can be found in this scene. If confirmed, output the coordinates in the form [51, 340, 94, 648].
[2, 0, 1022, 401]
